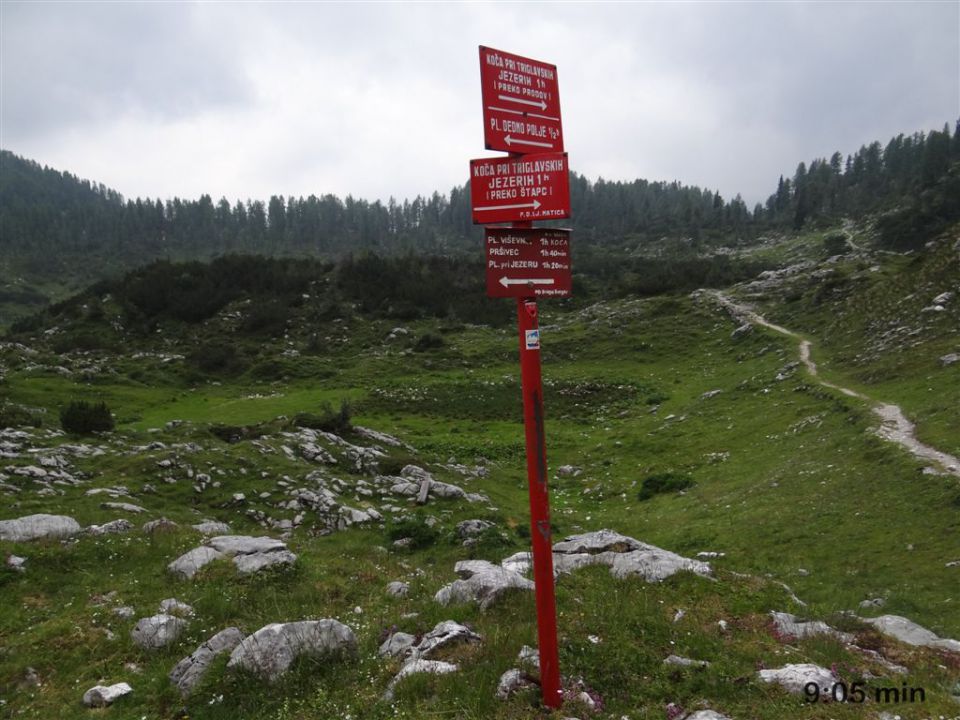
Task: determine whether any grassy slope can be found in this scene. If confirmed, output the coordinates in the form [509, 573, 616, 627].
[2, 246, 959, 718]
[748, 224, 960, 457]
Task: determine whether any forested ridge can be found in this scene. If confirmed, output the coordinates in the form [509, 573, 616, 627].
[2, 120, 957, 278]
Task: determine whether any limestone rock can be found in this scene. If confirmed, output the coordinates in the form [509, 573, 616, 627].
[113, 606, 135, 620]
[6, 554, 26, 572]
[131, 613, 188, 650]
[378, 631, 417, 659]
[429, 481, 468, 499]
[553, 529, 643, 555]
[383, 659, 457, 701]
[143, 518, 179, 533]
[385, 581, 410, 598]
[456, 519, 493, 539]
[553, 551, 621, 575]
[206, 535, 286, 555]
[227, 620, 357, 682]
[770, 611, 853, 642]
[517, 645, 540, 671]
[100, 501, 147, 514]
[505, 531, 710, 585]
[0, 513, 80, 542]
[557, 465, 582, 477]
[400, 464, 434, 483]
[192, 520, 231, 535]
[610, 547, 712, 582]
[684, 712, 731, 720]
[413, 620, 481, 660]
[664, 655, 710, 668]
[168, 546, 225, 579]
[862, 614, 960, 652]
[758, 663, 835, 696]
[169, 627, 244, 696]
[88, 519, 134, 535]
[191, 535, 298, 575]
[159, 598, 195, 618]
[82, 682, 132, 707]
[233, 549, 296, 574]
[435, 560, 534, 610]
[496, 668, 535, 699]
[501, 551, 532, 575]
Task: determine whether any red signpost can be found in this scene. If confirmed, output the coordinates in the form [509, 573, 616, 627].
[480, 46, 563, 154]
[485, 227, 572, 299]
[470, 153, 571, 224]
[472, 45, 568, 710]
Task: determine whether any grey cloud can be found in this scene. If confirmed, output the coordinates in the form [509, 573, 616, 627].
[1, 2, 955, 207]
[2, 2, 251, 141]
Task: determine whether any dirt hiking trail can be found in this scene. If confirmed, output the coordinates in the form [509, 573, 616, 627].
[706, 290, 960, 478]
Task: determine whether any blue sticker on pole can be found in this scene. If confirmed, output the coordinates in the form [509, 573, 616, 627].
[525, 329, 540, 350]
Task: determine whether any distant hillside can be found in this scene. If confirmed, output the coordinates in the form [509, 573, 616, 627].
[1, 120, 957, 324]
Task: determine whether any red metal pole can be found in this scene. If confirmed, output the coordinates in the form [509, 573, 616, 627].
[516, 296, 562, 709]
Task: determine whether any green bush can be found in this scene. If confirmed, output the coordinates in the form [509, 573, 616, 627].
[413, 333, 444, 352]
[0, 404, 42, 429]
[240, 301, 290, 337]
[186, 343, 247, 375]
[293, 400, 353, 435]
[822, 230, 849, 256]
[638, 472, 694, 501]
[51, 331, 116, 353]
[59, 400, 114, 434]
[378, 453, 421, 477]
[387, 515, 440, 550]
[469, 525, 514, 556]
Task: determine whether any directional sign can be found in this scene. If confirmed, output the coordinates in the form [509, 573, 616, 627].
[486, 227, 572, 298]
[471, 152, 570, 224]
[480, 46, 563, 154]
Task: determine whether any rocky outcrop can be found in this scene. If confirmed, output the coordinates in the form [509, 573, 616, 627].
[411, 620, 481, 660]
[758, 663, 836, 696]
[87, 519, 134, 535]
[555, 530, 713, 582]
[383, 659, 458, 701]
[861, 615, 960, 652]
[192, 520, 231, 535]
[378, 632, 417, 659]
[168, 546, 225, 580]
[168, 535, 296, 579]
[439, 530, 710, 609]
[131, 613, 188, 650]
[435, 560, 534, 610]
[770, 611, 853, 642]
[82, 682, 132, 707]
[227, 620, 357, 682]
[0, 513, 80, 542]
[169, 627, 244, 696]
[385, 581, 409, 598]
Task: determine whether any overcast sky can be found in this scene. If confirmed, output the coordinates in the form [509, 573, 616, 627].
[2, 1, 958, 208]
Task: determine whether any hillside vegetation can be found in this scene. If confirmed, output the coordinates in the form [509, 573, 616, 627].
[1, 210, 958, 718]
[2, 120, 957, 325]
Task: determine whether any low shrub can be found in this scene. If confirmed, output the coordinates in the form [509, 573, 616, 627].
[413, 333, 444, 352]
[387, 515, 440, 550]
[186, 343, 247, 375]
[60, 400, 114, 434]
[293, 400, 353, 436]
[378, 453, 421, 477]
[0, 404, 42, 429]
[638, 472, 694, 501]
